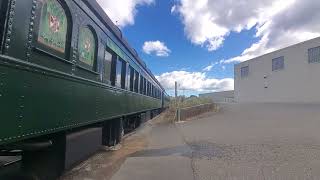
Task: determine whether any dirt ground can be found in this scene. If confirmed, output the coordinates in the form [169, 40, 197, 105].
[60, 111, 172, 180]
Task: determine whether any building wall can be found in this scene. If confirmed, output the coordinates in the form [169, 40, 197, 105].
[235, 37, 320, 103]
[199, 90, 234, 103]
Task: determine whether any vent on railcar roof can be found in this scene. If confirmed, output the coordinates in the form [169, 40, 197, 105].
[115, 25, 123, 39]
[132, 48, 138, 58]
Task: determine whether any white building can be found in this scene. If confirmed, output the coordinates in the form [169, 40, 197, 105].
[235, 37, 320, 103]
[199, 90, 235, 103]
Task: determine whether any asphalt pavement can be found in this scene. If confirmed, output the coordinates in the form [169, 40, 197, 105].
[112, 103, 320, 180]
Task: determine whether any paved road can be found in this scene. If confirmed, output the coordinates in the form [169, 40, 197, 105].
[112, 103, 320, 180]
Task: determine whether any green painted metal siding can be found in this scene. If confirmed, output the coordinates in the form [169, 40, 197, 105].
[0, 0, 165, 146]
[0, 56, 161, 145]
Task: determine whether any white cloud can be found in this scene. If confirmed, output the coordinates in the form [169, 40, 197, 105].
[203, 64, 213, 72]
[202, 62, 219, 71]
[96, 0, 154, 27]
[156, 71, 234, 92]
[173, 0, 320, 61]
[143, 41, 171, 57]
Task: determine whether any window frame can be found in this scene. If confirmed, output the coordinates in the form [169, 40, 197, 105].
[146, 81, 149, 96]
[272, 56, 284, 71]
[140, 75, 144, 94]
[103, 47, 114, 84]
[114, 57, 126, 89]
[148, 81, 151, 96]
[77, 26, 98, 72]
[128, 66, 134, 91]
[308, 46, 320, 64]
[142, 77, 146, 95]
[121, 60, 127, 89]
[34, 0, 72, 60]
[134, 70, 139, 93]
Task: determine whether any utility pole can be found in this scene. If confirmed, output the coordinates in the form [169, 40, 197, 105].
[174, 81, 180, 122]
[175, 81, 178, 99]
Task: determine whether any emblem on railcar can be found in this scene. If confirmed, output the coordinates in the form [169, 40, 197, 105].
[49, 14, 60, 33]
[37, 0, 67, 53]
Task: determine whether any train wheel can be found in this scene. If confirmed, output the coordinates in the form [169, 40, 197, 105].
[102, 118, 123, 147]
[21, 134, 66, 180]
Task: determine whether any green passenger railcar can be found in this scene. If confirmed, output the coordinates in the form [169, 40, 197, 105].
[0, 0, 170, 179]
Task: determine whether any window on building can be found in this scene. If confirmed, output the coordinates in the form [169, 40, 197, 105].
[37, 0, 69, 55]
[308, 46, 320, 63]
[0, 0, 8, 51]
[78, 27, 96, 71]
[103, 49, 113, 84]
[134, 71, 139, 93]
[272, 56, 284, 71]
[115, 58, 126, 88]
[240, 66, 249, 78]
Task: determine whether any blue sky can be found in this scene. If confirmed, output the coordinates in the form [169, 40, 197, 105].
[97, 0, 320, 96]
[122, 0, 258, 76]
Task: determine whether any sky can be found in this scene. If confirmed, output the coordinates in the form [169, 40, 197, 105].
[96, 0, 320, 96]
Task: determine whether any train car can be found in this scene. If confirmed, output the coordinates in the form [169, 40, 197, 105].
[0, 0, 169, 179]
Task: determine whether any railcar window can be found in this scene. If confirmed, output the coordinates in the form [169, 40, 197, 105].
[121, 61, 127, 89]
[140, 77, 144, 94]
[156, 89, 158, 99]
[78, 27, 97, 71]
[140, 75, 144, 94]
[115, 58, 126, 88]
[146, 82, 149, 96]
[146, 81, 148, 96]
[144, 79, 147, 95]
[142, 78, 145, 95]
[37, 0, 68, 54]
[129, 66, 134, 91]
[134, 71, 139, 93]
[125, 64, 129, 89]
[145, 79, 148, 95]
[103, 49, 113, 84]
[147, 82, 151, 96]
[151, 85, 154, 97]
